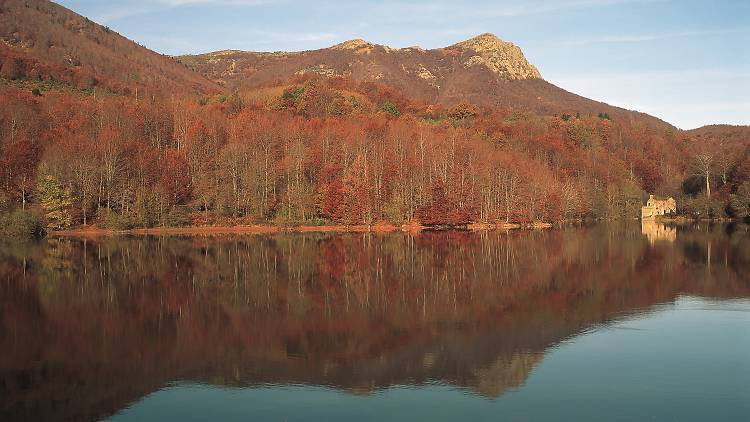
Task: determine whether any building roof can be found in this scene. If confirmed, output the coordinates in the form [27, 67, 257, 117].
[649, 195, 674, 201]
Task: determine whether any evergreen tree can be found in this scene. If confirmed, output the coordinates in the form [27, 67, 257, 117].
[381, 101, 400, 117]
[37, 173, 74, 230]
[730, 181, 750, 218]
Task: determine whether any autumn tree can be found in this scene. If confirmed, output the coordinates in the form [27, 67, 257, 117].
[0, 70, 744, 230]
[0, 57, 24, 80]
[341, 154, 373, 225]
[37, 171, 74, 230]
[160, 150, 192, 207]
[448, 102, 478, 124]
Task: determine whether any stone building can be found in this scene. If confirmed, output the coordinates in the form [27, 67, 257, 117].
[641, 195, 676, 219]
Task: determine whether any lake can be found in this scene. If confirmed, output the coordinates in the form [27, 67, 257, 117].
[1, 223, 749, 421]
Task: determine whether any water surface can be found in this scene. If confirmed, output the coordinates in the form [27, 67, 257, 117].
[1, 223, 748, 421]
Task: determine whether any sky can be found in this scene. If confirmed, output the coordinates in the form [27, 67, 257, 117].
[55, 0, 749, 129]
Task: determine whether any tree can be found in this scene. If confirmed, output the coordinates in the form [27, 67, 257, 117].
[714, 141, 740, 186]
[160, 150, 192, 208]
[277, 85, 307, 112]
[0, 92, 43, 209]
[342, 155, 373, 225]
[690, 143, 714, 199]
[0, 69, 744, 230]
[448, 102, 478, 122]
[37, 173, 74, 230]
[729, 181, 750, 218]
[416, 180, 450, 226]
[0, 138, 40, 210]
[0, 57, 24, 80]
[381, 102, 400, 118]
[320, 178, 346, 222]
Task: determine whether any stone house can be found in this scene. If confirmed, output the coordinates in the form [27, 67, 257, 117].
[641, 195, 676, 219]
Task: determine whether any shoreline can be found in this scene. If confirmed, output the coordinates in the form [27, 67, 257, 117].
[21, 218, 748, 238]
[48, 221, 550, 237]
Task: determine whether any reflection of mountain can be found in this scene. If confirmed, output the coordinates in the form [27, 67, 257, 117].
[474, 353, 545, 397]
[1, 225, 749, 421]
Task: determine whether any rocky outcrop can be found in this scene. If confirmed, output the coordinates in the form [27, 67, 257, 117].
[449, 33, 541, 80]
[332, 38, 375, 52]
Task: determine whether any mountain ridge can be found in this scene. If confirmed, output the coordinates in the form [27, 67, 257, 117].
[186, 33, 542, 81]
[178, 33, 671, 128]
[0, 1, 740, 131]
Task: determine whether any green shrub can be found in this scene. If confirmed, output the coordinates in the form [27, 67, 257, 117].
[165, 206, 191, 227]
[680, 195, 727, 219]
[280, 86, 305, 110]
[131, 194, 159, 228]
[381, 101, 400, 117]
[0, 209, 45, 238]
[729, 181, 750, 218]
[103, 211, 138, 230]
[305, 217, 328, 226]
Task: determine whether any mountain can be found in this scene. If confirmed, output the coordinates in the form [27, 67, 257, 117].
[179, 33, 668, 127]
[0, 0, 675, 128]
[1, 0, 748, 231]
[0, 0, 220, 95]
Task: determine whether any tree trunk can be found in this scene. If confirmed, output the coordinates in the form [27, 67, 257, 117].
[82, 191, 87, 225]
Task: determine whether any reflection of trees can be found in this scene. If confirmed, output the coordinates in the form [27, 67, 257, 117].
[1, 226, 749, 421]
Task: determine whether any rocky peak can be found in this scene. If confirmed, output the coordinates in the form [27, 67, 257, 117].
[449, 33, 541, 80]
[332, 38, 376, 51]
[452, 33, 508, 53]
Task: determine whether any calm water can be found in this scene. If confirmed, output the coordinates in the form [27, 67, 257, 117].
[1, 223, 749, 421]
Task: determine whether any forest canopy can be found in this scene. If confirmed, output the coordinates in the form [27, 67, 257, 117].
[1, 75, 749, 232]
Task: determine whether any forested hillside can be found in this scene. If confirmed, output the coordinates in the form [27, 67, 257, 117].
[2, 74, 748, 233]
[0, 0, 220, 96]
[0, 1, 748, 234]
[179, 34, 669, 129]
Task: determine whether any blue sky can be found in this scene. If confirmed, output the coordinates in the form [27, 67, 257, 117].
[56, 0, 749, 129]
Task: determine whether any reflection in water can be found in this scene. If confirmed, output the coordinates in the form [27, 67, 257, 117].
[641, 220, 677, 244]
[1, 224, 749, 421]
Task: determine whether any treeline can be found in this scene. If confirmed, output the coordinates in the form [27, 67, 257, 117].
[1, 77, 749, 232]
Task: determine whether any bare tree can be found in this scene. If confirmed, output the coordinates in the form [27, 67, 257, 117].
[690, 142, 715, 199]
[714, 140, 740, 186]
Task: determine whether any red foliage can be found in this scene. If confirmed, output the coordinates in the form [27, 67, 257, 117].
[160, 150, 192, 205]
[0, 71, 745, 226]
